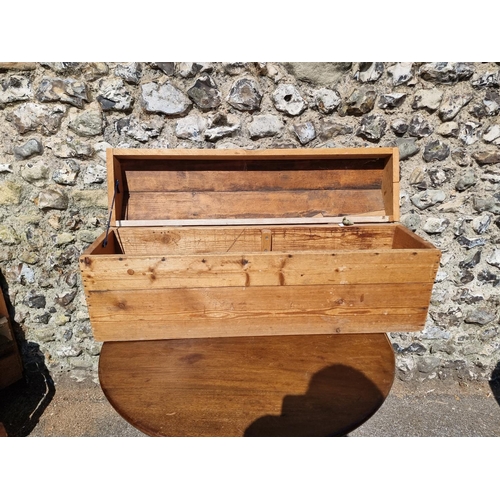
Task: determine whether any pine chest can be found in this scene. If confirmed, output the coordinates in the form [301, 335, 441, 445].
[79, 147, 441, 341]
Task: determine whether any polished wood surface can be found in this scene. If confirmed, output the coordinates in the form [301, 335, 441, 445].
[99, 333, 395, 437]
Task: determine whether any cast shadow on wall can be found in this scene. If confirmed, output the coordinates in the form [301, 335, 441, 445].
[244, 364, 385, 437]
[0, 270, 55, 436]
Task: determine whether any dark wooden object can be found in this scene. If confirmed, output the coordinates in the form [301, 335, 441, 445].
[99, 333, 395, 437]
[0, 288, 23, 390]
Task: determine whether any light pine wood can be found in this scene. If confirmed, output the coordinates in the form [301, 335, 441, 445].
[110, 225, 396, 255]
[81, 250, 440, 290]
[106, 147, 398, 223]
[98, 333, 396, 436]
[80, 148, 441, 342]
[84, 284, 431, 341]
[124, 189, 385, 221]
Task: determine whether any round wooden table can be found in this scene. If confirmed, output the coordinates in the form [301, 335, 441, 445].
[99, 333, 395, 437]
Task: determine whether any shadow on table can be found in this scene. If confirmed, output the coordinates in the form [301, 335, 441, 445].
[244, 364, 386, 437]
[489, 361, 500, 407]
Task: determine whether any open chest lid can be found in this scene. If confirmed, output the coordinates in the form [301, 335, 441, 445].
[106, 147, 399, 227]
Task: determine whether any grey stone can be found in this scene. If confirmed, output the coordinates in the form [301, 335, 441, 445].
[55, 290, 77, 307]
[409, 165, 425, 185]
[293, 122, 316, 145]
[56, 346, 82, 358]
[188, 75, 221, 110]
[272, 84, 307, 116]
[284, 62, 351, 86]
[408, 114, 433, 137]
[53, 160, 80, 186]
[459, 250, 481, 269]
[355, 62, 384, 83]
[83, 164, 107, 184]
[52, 138, 93, 159]
[387, 62, 414, 86]
[378, 93, 406, 109]
[472, 148, 500, 165]
[417, 356, 441, 373]
[459, 122, 481, 145]
[471, 70, 500, 88]
[204, 115, 240, 142]
[456, 236, 486, 249]
[455, 170, 476, 191]
[473, 195, 500, 214]
[423, 217, 449, 234]
[9, 103, 66, 135]
[40, 62, 82, 73]
[341, 88, 376, 116]
[412, 88, 443, 112]
[396, 138, 420, 160]
[314, 88, 341, 114]
[477, 269, 499, 285]
[36, 78, 90, 108]
[401, 212, 421, 230]
[68, 107, 103, 137]
[175, 115, 207, 141]
[115, 63, 142, 84]
[411, 190, 446, 209]
[0, 164, 12, 173]
[318, 120, 353, 141]
[124, 116, 164, 143]
[248, 114, 283, 139]
[483, 91, 500, 115]
[25, 291, 46, 309]
[419, 62, 474, 83]
[151, 62, 175, 76]
[438, 93, 473, 121]
[464, 308, 496, 325]
[177, 62, 201, 78]
[83, 63, 109, 81]
[223, 63, 251, 76]
[97, 78, 134, 111]
[37, 187, 69, 210]
[14, 138, 43, 159]
[391, 119, 408, 135]
[0, 74, 32, 107]
[487, 249, 500, 268]
[72, 190, 108, 209]
[437, 122, 459, 138]
[423, 140, 450, 162]
[472, 214, 491, 234]
[483, 125, 500, 143]
[451, 148, 471, 167]
[356, 114, 386, 141]
[141, 82, 191, 116]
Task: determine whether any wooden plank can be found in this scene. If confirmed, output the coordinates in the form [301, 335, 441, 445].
[98, 333, 395, 436]
[382, 149, 400, 222]
[86, 285, 430, 340]
[81, 251, 440, 290]
[114, 225, 395, 255]
[116, 216, 389, 227]
[81, 230, 123, 256]
[393, 223, 439, 250]
[124, 167, 384, 192]
[125, 189, 385, 221]
[111, 147, 396, 161]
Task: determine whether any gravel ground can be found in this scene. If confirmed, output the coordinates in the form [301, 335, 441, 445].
[1, 371, 499, 437]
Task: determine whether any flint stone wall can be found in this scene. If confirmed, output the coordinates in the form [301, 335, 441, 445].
[0, 62, 499, 383]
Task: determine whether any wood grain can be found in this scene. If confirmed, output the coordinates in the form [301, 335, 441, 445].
[98, 333, 396, 436]
[113, 225, 396, 255]
[84, 284, 430, 341]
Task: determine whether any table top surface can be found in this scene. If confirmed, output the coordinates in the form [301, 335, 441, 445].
[99, 333, 395, 437]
